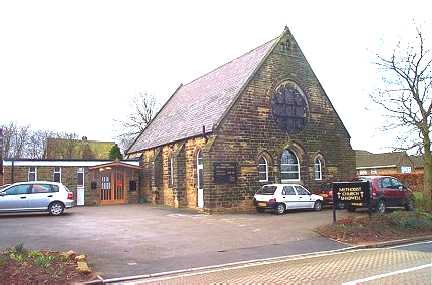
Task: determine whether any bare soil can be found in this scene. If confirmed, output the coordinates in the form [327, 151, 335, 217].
[316, 212, 432, 244]
[0, 250, 97, 284]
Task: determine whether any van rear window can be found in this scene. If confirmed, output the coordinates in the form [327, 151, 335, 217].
[256, 185, 277, 195]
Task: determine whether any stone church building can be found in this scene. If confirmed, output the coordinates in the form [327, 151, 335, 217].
[126, 27, 355, 212]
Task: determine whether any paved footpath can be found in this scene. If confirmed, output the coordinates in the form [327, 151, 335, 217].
[120, 241, 432, 285]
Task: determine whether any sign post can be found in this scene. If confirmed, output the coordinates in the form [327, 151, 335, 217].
[332, 181, 371, 223]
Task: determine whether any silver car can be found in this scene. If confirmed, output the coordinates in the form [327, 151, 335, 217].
[0, 181, 74, 216]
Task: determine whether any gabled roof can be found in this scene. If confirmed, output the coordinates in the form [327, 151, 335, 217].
[128, 36, 279, 153]
[355, 150, 407, 169]
[88, 161, 141, 170]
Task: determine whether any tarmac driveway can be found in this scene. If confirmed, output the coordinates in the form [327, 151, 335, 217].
[0, 205, 350, 278]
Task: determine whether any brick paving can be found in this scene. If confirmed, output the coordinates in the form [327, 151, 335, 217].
[126, 245, 432, 285]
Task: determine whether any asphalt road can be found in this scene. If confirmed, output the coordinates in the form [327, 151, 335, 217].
[125, 241, 432, 285]
[0, 204, 352, 278]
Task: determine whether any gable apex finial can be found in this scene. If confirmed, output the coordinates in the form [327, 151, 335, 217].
[284, 25, 292, 35]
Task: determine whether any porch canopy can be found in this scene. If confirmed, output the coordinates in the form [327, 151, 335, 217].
[89, 161, 141, 205]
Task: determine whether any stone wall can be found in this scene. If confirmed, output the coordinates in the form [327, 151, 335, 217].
[132, 31, 355, 212]
[139, 137, 207, 209]
[204, 31, 355, 212]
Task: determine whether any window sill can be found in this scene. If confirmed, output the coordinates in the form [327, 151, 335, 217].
[281, 179, 301, 183]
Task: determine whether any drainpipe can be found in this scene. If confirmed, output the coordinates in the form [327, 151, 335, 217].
[11, 159, 15, 183]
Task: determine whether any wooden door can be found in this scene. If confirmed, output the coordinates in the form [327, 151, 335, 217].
[100, 168, 127, 205]
[114, 169, 125, 202]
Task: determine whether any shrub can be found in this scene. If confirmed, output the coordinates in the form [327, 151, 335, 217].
[387, 210, 432, 231]
[413, 192, 432, 211]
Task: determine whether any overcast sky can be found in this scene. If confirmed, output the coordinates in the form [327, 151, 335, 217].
[1, 0, 430, 153]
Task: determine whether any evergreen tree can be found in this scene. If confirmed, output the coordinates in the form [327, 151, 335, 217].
[109, 144, 123, 160]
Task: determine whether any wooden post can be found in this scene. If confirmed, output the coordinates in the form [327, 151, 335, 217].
[332, 183, 337, 224]
[367, 181, 372, 220]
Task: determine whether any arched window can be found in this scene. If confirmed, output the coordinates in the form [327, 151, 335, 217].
[314, 158, 322, 180]
[281, 150, 300, 181]
[168, 155, 174, 187]
[258, 156, 268, 182]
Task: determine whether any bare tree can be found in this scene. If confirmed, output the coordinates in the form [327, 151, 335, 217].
[25, 129, 54, 159]
[0, 123, 31, 159]
[0, 122, 80, 160]
[115, 92, 158, 150]
[1, 122, 17, 159]
[371, 27, 432, 209]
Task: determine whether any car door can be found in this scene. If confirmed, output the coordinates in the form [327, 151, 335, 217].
[294, 185, 315, 209]
[380, 177, 398, 206]
[390, 178, 407, 206]
[281, 186, 299, 209]
[28, 184, 55, 210]
[0, 184, 31, 211]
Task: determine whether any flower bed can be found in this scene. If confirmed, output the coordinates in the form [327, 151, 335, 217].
[0, 243, 96, 284]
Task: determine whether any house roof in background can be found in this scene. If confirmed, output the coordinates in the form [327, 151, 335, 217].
[127, 36, 280, 153]
[355, 150, 407, 169]
[409, 155, 424, 168]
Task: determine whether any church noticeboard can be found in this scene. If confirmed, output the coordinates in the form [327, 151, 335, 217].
[332, 181, 370, 207]
[213, 162, 237, 184]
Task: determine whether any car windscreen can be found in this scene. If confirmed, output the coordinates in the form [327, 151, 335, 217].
[256, 185, 277, 195]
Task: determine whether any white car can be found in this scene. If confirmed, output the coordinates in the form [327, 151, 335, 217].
[0, 181, 74, 216]
[254, 184, 323, 214]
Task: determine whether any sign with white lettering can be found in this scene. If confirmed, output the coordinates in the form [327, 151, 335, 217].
[332, 181, 370, 207]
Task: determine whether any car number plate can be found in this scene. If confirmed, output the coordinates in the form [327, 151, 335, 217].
[258, 202, 267, 207]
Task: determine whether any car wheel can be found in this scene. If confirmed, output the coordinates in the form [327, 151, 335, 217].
[376, 200, 386, 214]
[405, 199, 415, 211]
[314, 200, 322, 211]
[275, 203, 285, 215]
[347, 206, 356, 212]
[49, 201, 64, 216]
[256, 207, 265, 213]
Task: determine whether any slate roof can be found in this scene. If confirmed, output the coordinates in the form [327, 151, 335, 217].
[355, 150, 406, 168]
[128, 37, 279, 153]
